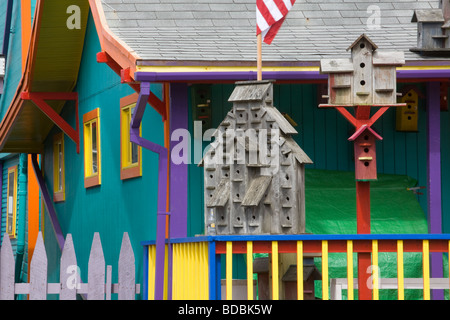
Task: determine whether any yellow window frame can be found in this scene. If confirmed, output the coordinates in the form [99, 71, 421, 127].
[83, 108, 101, 188]
[53, 132, 65, 202]
[6, 166, 17, 238]
[120, 93, 142, 180]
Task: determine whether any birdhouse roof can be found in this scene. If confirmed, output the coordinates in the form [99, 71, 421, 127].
[411, 9, 445, 23]
[348, 124, 383, 141]
[346, 34, 378, 51]
[373, 51, 405, 66]
[228, 80, 273, 102]
[206, 178, 230, 207]
[241, 176, 272, 207]
[282, 137, 314, 164]
[320, 58, 354, 73]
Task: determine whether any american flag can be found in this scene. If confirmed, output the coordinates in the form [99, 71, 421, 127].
[256, 0, 296, 45]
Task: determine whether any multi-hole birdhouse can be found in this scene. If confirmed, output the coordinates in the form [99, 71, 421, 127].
[321, 34, 405, 106]
[319, 34, 406, 181]
[200, 80, 312, 235]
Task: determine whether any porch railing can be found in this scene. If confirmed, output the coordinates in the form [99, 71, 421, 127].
[142, 234, 450, 300]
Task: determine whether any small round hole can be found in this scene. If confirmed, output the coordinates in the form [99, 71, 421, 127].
[236, 170, 240, 174]
[364, 162, 370, 167]
[360, 63, 365, 68]
[286, 175, 290, 180]
[408, 93, 412, 97]
[360, 43, 365, 49]
[364, 135, 369, 141]
[236, 193, 240, 198]
[252, 215, 256, 220]
[286, 216, 290, 221]
[240, 113, 243, 117]
[237, 217, 241, 221]
[210, 175, 213, 179]
[364, 148, 369, 153]
[408, 116, 412, 120]
[286, 197, 290, 201]
[360, 80, 366, 86]
[221, 216, 225, 220]
[407, 105, 412, 109]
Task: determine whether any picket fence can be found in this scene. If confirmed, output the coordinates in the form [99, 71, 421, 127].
[0, 231, 140, 300]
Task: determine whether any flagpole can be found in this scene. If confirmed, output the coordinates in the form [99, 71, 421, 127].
[257, 33, 262, 81]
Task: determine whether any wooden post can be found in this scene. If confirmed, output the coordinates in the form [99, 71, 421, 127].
[427, 81, 443, 300]
[257, 34, 262, 81]
[356, 181, 372, 300]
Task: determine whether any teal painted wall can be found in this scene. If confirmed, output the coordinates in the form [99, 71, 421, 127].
[42, 14, 164, 299]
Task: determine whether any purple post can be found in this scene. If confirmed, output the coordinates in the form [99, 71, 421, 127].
[169, 83, 188, 238]
[427, 81, 443, 300]
[130, 82, 169, 300]
[31, 154, 65, 251]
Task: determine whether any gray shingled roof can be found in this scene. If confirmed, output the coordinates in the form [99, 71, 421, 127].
[101, 0, 442, 63]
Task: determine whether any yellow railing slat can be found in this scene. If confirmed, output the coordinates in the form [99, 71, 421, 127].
[347, 240, 354, 300]
[247, 241, 253, 300]
[272, 241, 279, 300]
[297, 241, 304, 300]
[397, 240, 404, 300]
[372, 240, 379, 300]
[322, 240, 329, 300]
[226, 241, 233, 300]
[423, 240, 430, 300]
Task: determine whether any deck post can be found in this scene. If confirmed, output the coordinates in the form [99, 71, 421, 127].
[427, 81, 443, 300]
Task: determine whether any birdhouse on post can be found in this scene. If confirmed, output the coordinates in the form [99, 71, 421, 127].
[319, 34, 406, 300]
[320, 33, 405, 181]
[349, 124, 382, 181]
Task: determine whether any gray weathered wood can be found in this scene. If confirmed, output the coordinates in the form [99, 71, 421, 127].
[206, 178, 230, 208]
[88, 232, 105, 300]
[118, 232, 136, 300]
[0, 231, 138, 300]
[320, 58, 354, 73]
[29, 232, 47, 300]
[60, 234, 78, 300]
[0, 234, 15, 300]
[241, 176, 272, 207]
[106, 265, 112, 300]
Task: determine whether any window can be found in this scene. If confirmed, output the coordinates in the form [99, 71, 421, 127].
[53, 132, 65, 201]
[6, 166, 17, 237]
[83, 108, 101, 188]
[120, 93, 142, 180]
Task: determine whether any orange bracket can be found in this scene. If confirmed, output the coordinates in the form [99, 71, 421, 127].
[21, 91, 80, 153]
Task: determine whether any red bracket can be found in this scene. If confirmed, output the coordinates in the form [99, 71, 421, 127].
[21, 91, 80, 153]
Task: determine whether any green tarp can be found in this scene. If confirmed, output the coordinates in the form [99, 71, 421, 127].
[304, 169, 447, 300]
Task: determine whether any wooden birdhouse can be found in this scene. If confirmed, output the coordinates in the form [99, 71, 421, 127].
[410, 3, 450, 55]
[349, 125, 382, 181]
[396, 89, 419, 132]
[200, 80, 312, 236]
[412, 9, 446, 49]
[321, 34, 404, 106]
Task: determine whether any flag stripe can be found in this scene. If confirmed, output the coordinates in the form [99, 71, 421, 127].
[256, 0, 296, 44]
[274, 0, 288, 16]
